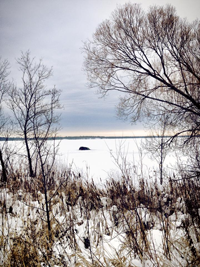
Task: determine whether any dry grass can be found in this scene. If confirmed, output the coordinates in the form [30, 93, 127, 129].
[0, 166, 200, 266]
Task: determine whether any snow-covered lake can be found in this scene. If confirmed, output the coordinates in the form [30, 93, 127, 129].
[56, 138, 144, 182]
[55, 138, 176, 185]
[1, 137, 178, 185]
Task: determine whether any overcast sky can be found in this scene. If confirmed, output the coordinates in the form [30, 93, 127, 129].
[1, 0, 200, 136]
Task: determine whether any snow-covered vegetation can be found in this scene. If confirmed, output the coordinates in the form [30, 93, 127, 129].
[0, 140, 199, 266]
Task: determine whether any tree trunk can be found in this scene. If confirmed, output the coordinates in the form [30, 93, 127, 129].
[24, 133, 35, 177]
[40, 155, 51, 240]
[160, 141, 164, 185]
[0, 149, 7, 182]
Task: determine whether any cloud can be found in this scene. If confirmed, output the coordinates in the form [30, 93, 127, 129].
[1, 0, 199, 136]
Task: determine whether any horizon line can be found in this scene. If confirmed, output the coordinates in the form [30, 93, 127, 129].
[0, 134, 191, 141]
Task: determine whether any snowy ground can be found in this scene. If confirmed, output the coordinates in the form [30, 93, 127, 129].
[1, 138, 199, 266]
[1, 178, 199, 266]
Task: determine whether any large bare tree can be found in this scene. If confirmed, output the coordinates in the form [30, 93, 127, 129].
[9, 51, 61, 177]
[84, 4, 200, 143]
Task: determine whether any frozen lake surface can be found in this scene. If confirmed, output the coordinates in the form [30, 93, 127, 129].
[57, 138, 141, 182]
[1, 137, 178, 185]
[55, 138, 176, 185]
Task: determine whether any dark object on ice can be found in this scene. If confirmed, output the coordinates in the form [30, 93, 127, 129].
[84, 237, 90, 249]
[79, 146, 90, 150]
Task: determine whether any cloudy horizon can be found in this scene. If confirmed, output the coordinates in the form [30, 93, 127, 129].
[1, 0, 200, 136]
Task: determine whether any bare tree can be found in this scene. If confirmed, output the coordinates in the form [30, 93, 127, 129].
[0, 58, 9, 106]
[8, 51, 61, 177]
[7, 52, 61, 238]
[0, 58, 10, 182]
[142, 115, 170, 184]
[83, 4, 200, 144]
[32, 88, 60, 238]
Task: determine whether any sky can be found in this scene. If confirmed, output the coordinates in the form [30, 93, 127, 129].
[0, 0, 200, 137]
